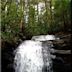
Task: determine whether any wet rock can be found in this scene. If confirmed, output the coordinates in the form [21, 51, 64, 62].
[52, 34, 71, 72]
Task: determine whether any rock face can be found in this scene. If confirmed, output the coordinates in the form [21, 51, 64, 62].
[1, 41, 15, 72]
[51, 34, 71, 72]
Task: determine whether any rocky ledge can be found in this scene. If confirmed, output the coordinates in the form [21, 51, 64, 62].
[51, 33, 71, 72]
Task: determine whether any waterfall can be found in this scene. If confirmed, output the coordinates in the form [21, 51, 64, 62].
[14, 35, 58, 72]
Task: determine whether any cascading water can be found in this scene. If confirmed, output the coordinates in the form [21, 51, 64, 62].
[14, 40, 44, 72]
[14, 35, 59, 72]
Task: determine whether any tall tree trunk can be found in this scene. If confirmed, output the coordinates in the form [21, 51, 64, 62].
[37, 0, 39, 23]
[44, 0, 48, 21]
[19, 0, 25, 32]
[44, 0, 51, 31]
[62, 12, 67, 32]
[5, 0, 8, 18]
[50, 0, 53, 33]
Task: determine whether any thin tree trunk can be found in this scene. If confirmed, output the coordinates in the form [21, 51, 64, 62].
[50, 0, 53, 33]
[20, 0, 23, 31]
[44, 0, 51, 30]
[44, 0, 48, 21]
[5, 0, 8, 18]
[37, 1, 39, 23]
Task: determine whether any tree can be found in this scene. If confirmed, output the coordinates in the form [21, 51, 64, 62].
[1, 0, 71, 44]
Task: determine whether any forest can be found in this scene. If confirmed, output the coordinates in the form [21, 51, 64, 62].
[1, 0, 71, 72]
[1, 0, 71, 45]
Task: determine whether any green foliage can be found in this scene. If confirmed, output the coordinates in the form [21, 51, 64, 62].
[1, 0, 71, 44]
[54, 0, 71, 31]
[1, 0, 23, 43]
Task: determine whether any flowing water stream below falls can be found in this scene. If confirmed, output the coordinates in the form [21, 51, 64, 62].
[14, 35, 59, 72]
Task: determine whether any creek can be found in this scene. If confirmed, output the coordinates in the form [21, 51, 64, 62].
[14, 35, 59, 72]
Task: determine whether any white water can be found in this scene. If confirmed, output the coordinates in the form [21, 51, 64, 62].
[31, 35, 59, 41]
[14, 35, 58, 72]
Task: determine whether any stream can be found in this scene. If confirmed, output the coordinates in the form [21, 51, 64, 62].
[14, 35, 59, 72]
[2, 35, 71, 72]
